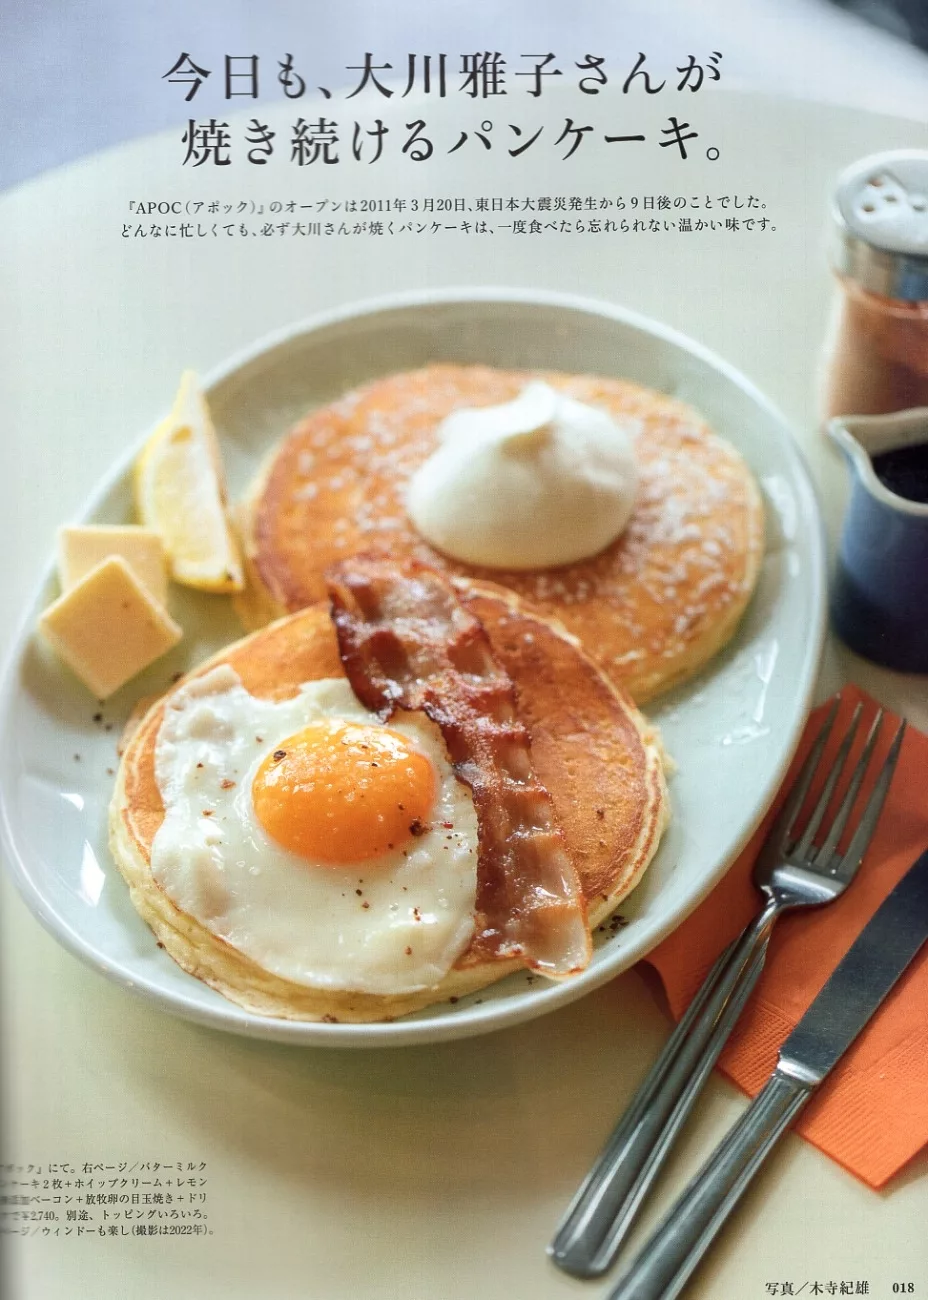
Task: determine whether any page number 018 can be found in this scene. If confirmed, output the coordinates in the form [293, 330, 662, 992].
[892, 1286, 915, 1294]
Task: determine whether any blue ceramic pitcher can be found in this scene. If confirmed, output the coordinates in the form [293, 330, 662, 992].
[828, 407, 928, 672]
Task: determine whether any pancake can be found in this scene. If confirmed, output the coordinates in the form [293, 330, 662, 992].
[110, 581, 669, 1023]
[238, 364, 765, 702]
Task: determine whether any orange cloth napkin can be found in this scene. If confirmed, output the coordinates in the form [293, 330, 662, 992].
[644, 686, 928, 1189]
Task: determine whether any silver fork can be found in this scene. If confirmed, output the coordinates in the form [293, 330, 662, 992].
[550, 699, 904, 1280]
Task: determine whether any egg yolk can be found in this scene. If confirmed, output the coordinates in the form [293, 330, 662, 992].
[251, 722, 438, 864]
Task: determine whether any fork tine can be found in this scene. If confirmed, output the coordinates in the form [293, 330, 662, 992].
[834, 720, 907, 881]
[792, 703, 864, 859]
[771, 698, 840, 853]
[813, 710, 884, 870]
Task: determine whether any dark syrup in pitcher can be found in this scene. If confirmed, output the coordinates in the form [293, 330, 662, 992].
[870, 440, 928, 504]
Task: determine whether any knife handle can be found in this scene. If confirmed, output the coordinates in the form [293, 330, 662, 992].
[549, 902, 778, 1278]
[606, 1069, 814, 1300]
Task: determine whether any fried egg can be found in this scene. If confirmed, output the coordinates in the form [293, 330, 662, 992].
[150, 665, 479, 995]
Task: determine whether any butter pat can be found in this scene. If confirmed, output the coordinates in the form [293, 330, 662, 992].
[58, 524, 168, 605]
[40, 556, 182, 698]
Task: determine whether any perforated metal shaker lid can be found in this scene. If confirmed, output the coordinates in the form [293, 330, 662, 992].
[831, 149, 928, 301]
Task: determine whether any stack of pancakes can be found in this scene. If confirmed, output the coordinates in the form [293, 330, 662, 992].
[112, 585, 669, 1021]
[238, 365, 764, 703]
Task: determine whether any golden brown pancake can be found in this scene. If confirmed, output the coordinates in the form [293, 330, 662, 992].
[238, 365, 764, 702]
[110, 582, 669, 1022]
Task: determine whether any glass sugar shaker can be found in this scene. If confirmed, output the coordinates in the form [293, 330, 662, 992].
[821, 149, 928, 421]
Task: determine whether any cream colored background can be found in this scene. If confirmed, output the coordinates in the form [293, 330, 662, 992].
[2, 90, 927, 1298]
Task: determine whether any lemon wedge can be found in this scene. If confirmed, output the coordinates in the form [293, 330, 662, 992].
[134, 372, 244, 593]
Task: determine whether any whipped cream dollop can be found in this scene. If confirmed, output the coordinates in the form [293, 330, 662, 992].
[405, 381, 640, 569]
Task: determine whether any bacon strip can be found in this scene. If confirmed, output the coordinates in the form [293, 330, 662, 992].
[326, 556, 591, 978]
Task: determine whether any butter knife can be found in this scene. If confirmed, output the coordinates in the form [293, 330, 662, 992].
[607, 844, 928, 1300]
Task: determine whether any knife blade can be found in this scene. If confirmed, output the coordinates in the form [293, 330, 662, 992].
[780, 844, 928, 1087]
[607, 845, 928, 1300]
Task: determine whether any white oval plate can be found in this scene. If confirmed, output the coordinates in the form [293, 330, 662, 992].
[0, 288, 826, 1047]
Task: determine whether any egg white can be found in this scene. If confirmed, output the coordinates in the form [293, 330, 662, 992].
[150, 665, 479, 995]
